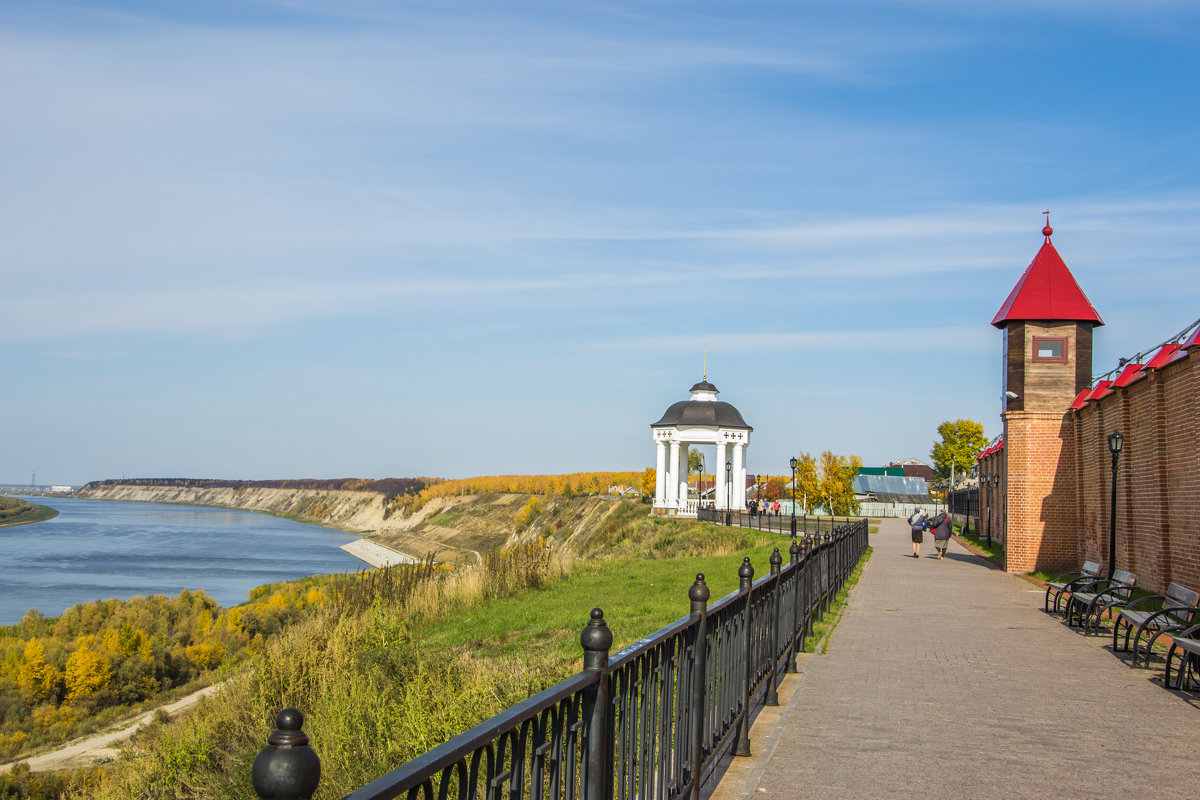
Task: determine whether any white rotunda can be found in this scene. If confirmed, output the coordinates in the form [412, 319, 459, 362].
[650, 380, 752, 516]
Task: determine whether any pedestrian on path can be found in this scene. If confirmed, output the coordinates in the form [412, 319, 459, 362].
[930, 510, 952, 559]
[907, 507, 926, 558]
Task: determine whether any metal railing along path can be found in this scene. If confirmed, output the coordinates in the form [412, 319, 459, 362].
[252, 520, 869, 800]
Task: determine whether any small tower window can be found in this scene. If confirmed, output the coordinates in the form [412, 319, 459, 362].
[1032, 336, 1068, 363]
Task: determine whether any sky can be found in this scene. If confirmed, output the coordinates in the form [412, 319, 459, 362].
[3, 0, 1200, 486]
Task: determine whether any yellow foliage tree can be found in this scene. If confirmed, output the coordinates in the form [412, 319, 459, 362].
[794, 452, 820, 513]
[513, 497, 544, 529]
[184, 642, 225, 670]
[64, 639, 111, 702]
[641, 467, 656, 498]
[17, 639, 58, 702]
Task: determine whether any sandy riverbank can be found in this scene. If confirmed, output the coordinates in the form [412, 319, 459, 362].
[340, 538, 418, 567]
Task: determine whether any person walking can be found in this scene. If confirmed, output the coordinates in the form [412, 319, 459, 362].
[907, 507, 926, 558]
[930, 509, 953, 560]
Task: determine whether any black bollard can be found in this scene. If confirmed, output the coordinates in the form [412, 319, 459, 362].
[688, 575, 710, 800]
[582, 608, 613, 800]
[252, 708, 321, 800]
[734, 557, 754, 756]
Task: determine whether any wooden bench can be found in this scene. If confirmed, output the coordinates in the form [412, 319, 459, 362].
[1112, 582, 1200, 667]
[1064, 570, 1136, 629]
[1044, 560, 1102, 615]
[1163, 623, 1200, 692]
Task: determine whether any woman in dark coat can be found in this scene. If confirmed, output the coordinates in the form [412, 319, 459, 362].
[931, 510, 953, 560]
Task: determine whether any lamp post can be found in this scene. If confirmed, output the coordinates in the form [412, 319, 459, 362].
[699, 453, 706, 512]
[725, 460, 732, 526]
[1107, 430, 1124, 580]
[789, 456, 798, 536]
[984, 474, 992, 547]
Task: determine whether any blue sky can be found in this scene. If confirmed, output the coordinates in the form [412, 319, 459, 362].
[3, 0, 1199, 486]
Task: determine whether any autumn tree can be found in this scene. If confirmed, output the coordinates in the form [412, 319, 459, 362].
[930, 419, 988, 487]
[17, 638, 60, 703]
[818, 451, 863, 516]
[65, 639, 111, 702]
[641, 467, 656, 497]
[793, 452, 819, 513]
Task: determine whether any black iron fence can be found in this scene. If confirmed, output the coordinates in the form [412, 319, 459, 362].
[253, 519, 870, 800]
[947, 486, 978, 522]
[696, 507, 852, 537]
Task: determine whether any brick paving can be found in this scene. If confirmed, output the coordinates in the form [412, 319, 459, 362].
[716, 518, 1200, 800]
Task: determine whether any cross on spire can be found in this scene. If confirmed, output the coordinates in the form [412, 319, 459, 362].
[1042, 210, 1053, 241]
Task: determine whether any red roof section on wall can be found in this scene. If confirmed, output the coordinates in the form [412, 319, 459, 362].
[1112, 362, 1146, 388]
[991, 225, 1104, 328]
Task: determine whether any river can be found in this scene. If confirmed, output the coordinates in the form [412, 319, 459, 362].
[0, 495, 363, 626]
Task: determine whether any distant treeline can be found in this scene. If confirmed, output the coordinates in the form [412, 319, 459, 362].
[82, 477, 437, 500]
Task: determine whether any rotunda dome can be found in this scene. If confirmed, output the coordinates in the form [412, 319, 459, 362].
[651, 381, 752, 430]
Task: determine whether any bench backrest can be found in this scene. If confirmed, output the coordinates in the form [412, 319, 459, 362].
[1082, 561, 1102, 576]
[1163, 584, 1200, 623]
[1111, 570, 1136, 587]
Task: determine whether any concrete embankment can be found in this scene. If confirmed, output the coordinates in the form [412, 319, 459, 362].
[341, 538, 418, 567]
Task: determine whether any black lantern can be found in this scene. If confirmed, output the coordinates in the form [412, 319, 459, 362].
[789, 456, 798, 536]
[1107, 430, 1123, 579]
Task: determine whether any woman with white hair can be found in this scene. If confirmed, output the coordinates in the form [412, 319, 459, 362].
[906, 507, 926, 558]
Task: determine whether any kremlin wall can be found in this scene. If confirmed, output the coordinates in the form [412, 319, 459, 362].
[977, 222, 1200, 594]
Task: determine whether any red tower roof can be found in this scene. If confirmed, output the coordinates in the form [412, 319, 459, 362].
[991, 222, 1104, 328]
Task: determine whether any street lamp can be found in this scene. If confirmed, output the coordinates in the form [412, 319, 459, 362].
[984, 474, 993, 547]
[725, 460, 733, 526]
[789, 456, 798, 536]
[1107, 430, 1124, 580]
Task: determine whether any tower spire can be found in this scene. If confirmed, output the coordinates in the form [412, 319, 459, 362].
[1043, 210, 1053, 242]
[702, 343, 708, 381]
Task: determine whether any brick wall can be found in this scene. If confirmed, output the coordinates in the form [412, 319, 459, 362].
[985, 347, 1199, 592]
[1071, 351, 1200, 593]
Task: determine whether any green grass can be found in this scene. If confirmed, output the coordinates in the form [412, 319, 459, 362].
[0, 497, 59, 526]
[427, 512, 462, 527]
[954, 524, 1004, 562]
[420, 545, 784, 666]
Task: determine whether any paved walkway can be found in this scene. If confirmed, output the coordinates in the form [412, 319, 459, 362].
[715, 518, 1200, 800]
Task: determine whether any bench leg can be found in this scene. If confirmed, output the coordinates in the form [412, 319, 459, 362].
[1165, 645, 1180, 689]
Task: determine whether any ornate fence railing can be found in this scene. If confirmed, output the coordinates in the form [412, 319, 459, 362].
[252, 519, 869, 800]
[696, 506, 851, 537]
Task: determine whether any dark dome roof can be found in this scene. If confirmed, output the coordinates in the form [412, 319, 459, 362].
[651, 400, 751, 430]
[689, 380, 718, 393]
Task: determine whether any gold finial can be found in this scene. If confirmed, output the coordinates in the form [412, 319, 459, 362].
[703, 343, 708, 381]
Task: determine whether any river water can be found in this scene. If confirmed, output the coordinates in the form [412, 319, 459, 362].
[0, 496, 363, 626]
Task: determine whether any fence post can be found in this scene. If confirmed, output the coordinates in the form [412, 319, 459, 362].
[252, 708, 321, 800]
[582, 608, 613, 800]
[734, 557, 754, 757]
[765, 548, 782, 706]
[787, 536, 801, 672]
[688, 574, 709, 800]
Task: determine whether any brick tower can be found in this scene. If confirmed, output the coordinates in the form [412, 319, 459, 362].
[992, 218, 1103, 572]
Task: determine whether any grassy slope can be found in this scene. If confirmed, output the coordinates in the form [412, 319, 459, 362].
[85, 505, 797, 799]
[0, 498, 58, 527]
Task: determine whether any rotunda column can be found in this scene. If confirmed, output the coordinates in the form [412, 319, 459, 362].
[668, 440, 681, 508]
[654, 440, 667, 506]
[678, 444, 690, 509]
[733, 442, 746, 509]
[715, 441, 728, 509]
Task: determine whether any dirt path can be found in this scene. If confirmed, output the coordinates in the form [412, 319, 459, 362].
[0, 684, 220, 773]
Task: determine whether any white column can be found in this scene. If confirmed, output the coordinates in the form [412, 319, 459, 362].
[715, 441, 728, 509]
[678, 444, 690, 507]
[668, 440, 680, 507]
[654, 440, 667, 506]
[733, 442, 746, 509]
